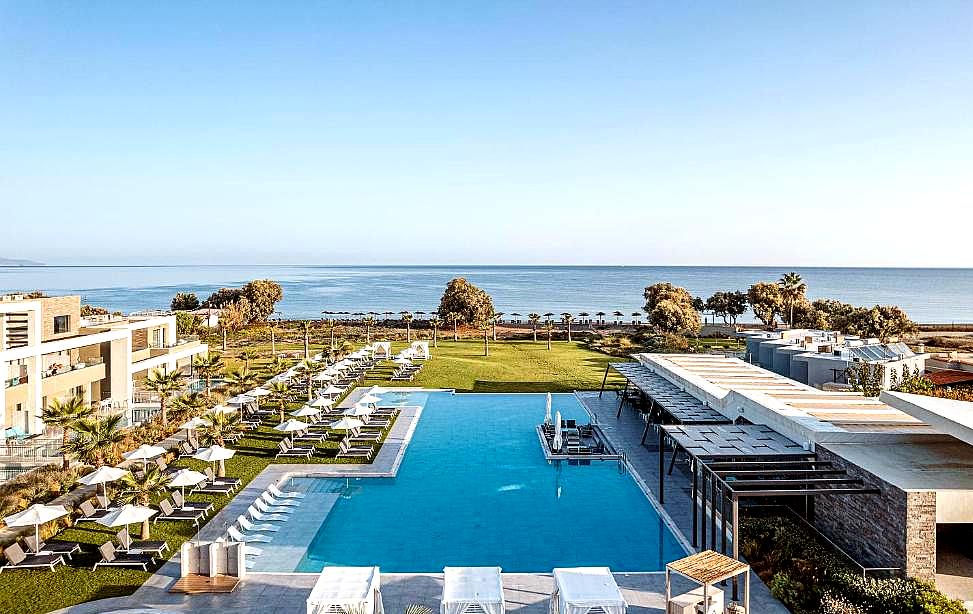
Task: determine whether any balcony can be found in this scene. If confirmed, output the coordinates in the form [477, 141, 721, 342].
[4, 374, 28, 389]
[41, 359, 107, 397]
[131, 336, 203, 365]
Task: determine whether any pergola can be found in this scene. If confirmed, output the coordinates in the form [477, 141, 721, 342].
[665, 550, 750, 613]
[659, 424, 879, 599]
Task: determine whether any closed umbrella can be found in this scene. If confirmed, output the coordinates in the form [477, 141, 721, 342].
[4, 504, 69, 547]
[193, 445, 236, 478]
[95, 504, 157, 540]
[77, 466, 129, 509]
[123, 444, 166, 469]
[329, 417, 364, 431]
[168, 469, 207, 504]
[553, 411, 563, 452]
[544, 393, 553, 426]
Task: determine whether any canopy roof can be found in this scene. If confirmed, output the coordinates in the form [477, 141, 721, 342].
[306, 566, 383, 614]
[551, 567, 625, 614]
[442, 566, 504, 614]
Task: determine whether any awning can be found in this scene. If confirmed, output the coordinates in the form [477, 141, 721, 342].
[550, 567, 625, 614]
[442, 566, 505, 614]
[306, 566, 384, 614]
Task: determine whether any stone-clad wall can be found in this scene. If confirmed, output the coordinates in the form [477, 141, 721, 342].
[813, 445, 937, 582]
[39, 295, 81, 341]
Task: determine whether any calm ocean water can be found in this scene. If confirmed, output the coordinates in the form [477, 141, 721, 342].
[1, 265, 970, 323]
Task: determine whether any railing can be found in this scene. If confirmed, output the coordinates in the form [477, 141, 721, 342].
[41, 356, 105, 379]
[1, 437, 62, 460]
[130, 407, 160, 425]
[4, 374, 28, 389]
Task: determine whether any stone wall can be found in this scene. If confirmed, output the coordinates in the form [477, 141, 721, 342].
[39, 295, 81, 341]
[813, 445, 937, 582]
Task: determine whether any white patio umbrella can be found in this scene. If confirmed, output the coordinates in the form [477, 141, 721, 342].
[168, 469, 207, 503]
[274, 418, 309, 433]
[179, 416, 210, 435]
[343, 404, 373, 417]
[123, 444, 167, 469]
[322, 385, 344, 397]
[544, 393, 553, 426]
[309, 397, 334, 408]
[553, 411, 563, 452]
[247, 388, 271, 398]
[208, 404, 237, 415]
[312, 372, 332, 382]
[324, 366, 342, 376]
[193, 445, 236, 478]
[291, 405, 321, 418]
[358, 393, 381, 405]
[96, 504, 157, 539]
[4, 504, 69, 546]
[226, 394, 255, 406]
[77, 466, 129, 509]
[329, 417, 364, 431]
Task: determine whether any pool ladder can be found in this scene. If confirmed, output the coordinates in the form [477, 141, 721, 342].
[617, 450, 628, 475]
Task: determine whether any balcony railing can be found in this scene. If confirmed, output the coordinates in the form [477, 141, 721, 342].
[4, 374, 28, 389]
[1, 437, 62, 460]
[41, 356, 105, 379]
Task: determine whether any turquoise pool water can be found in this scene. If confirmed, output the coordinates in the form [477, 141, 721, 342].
[270, 392, 685, 573]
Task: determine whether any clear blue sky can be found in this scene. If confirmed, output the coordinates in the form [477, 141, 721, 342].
[2, 2, 971, 266]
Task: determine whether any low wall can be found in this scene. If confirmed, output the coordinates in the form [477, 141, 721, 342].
[813, 446, 937, 582]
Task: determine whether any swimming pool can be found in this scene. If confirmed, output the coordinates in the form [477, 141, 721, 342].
[253, 391, 685, 573]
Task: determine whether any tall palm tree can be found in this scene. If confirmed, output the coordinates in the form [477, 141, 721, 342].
[612, 311, 624, 325]
[448, 312, 463, 341]
[223, 366, 260, 395]
[41, 396, 93, 469]
[401, 312, 414, 343]
[561, 313, 574, 342]
[528, 313, 541, 342]
[492, 312, 504, 341]
[321, 316, 339, 351]
[296, 358, 318, 401]
[543, 312, 554, 323]
[170, 392, 208, 419]
[362, 316, 375, 344]
[118, 467, 170, 539]
[481, 321, 492, 356]
[64, 414, 125, 467]
[192, 353, 223, 396]
[578, 312, 590, 325]
[428, 316, 441, 348]
[778, 272, 807, 326]
[595, 311, 606, 326]
[544, 320, 555, 350]
[143, 369, 184, 428]
[299, 320, 312, 360]
[198, 411, 242, 476]
[239, 349, 258, 371]
[267, 380, 290, 422]
[270, 355, 288, 375]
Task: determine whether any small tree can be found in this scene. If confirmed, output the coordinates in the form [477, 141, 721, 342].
[144, 369, 184, 428]
[267, 381, 290, 422]
[192, 353, 223, 396]
[41, 396, 93, 469]
[544, 320, 555, 350]
[170, 292, 200, 311]
[64, 414, 125, 467]
[428, 316, 441, 348]
[447, 312, 463, 341]
[223, 366, 260, 395]
[199, 412, 242, 476]
[492, 312, 504, 341]
[528, 313, 541, 342]
[361, 316, 375, 344]
[747, 282, 784, 328]
[300, 320, 312, 360]
[239, 348, 258, 371]
[847, 363, 885, 397]
[297, 359, 318, 401]
[401, 312, 414, 343]
[118, 467, 170, 539]
[561, 313, 574, 342]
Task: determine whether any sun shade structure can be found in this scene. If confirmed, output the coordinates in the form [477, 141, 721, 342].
[95, 504, 156, 528]
[306, 565, 384, 614]
[330, 417, 365, 431]
[123, 444, 167, 468]
[665, 550, 750, 614]
[4, 504, 69, 546]
[210, 404, 239, 415]
[291, 405, 322, 417]
[606, 362, 731, 429]
[549, 567, 626, 614]
[442, 566, 505, 614]
[193, 445, 236, 463]
[274, 419, 310, 432]
[247, 388, 271, 397]
[179, 417, 210, 431]
[310, 396, 334, 407]
[344, 404, 374, 417]
[226, 395, 255, 406]
[358, 393, 382, 405]
[77, 466, 129, 507]
[312, 372, 332, 382]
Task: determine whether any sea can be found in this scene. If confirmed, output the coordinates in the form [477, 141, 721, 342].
[1, 265, 971, 324]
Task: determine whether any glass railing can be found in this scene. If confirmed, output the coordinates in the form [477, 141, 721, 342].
[4, 374, 28, 388]
[41, 356, 105, 378]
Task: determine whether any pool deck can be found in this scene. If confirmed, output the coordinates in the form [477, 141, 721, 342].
[53, 389, 787, 614]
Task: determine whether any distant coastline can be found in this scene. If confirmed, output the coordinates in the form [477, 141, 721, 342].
[0, 257, 43, 266]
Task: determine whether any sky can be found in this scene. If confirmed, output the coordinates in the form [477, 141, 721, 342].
[1, 2, 971, 267]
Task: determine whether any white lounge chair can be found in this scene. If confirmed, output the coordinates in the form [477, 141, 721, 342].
[248, 504, 288, 522]
[254, 498, 293, 516]
[237, 515, 280, 533]
[228, 525, 272, 544]
[268, 483, 305, 499]
[260, 491, 301, 508]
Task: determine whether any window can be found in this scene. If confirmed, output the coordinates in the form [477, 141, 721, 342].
[53, 315, 70, 334]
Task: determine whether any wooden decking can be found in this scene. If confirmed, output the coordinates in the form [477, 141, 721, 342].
[169, 574, 239, 594]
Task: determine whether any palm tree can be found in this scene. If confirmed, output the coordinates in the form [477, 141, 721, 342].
[239, 348, 257, 371]
[578, 312, 590, 325]
[492, 312, 504, 341]
[448, 312, 463, 341]
[41, 396, 93, 469]
[561, 313, 574, 342]
[362, 316, 375, 344]
[595, 311, 606, 326]
[428, 316, 441, 348]
[481, 321, 492, 356]
[64, 414, 125, 467]
[299, 320, 312, 360]
[270, 355, 288, 375]
[198, 411, 242, 476]
[528, 313, 541, 342]
[778, 272, 807, 326]
[296, 358, 318, 401]
[543, 312, 554, 323]
[223, 366, 260, 395]
[321, 316, 339, 351]
[118, 467, 170, 539]
[192, 353, 223, 396]
[613, 311, 624, 325]
[170, 392, 208, 419]
[544, 320, 555, 350]
[267, 380, 290, 422]
[401, 312, 414, 343]
[143, 369, 184, 428]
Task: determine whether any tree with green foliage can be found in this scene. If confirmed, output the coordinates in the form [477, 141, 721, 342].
[747, 282, 785, 328]
[561, 313, 574, 342]
[401, 312, 414, 343]
[890, 365, 933, 394]
[438, 278, 495, 330]
[778, 272, 808, 326]
[428, 315, 441, 348]
[175, 311, 201, 336]
[198, 412, 243, 476]
[203, 287, 244, 309]
[170, 292, 200, 311]
[643, 282, 701, 335]
[64, 414, 125, 467]
[240, 279, 283, 322]
[790, 299, 830, 330]
[847, 362, 885, 397]
[705, 291, 748, 325]
[223, 366, 260, 395]
[267, 380, 290, 422]
[239, 348, 258, 371]
[544, 320, 555, 350]
[192, 353, 224, 396]
[170, 392, 208, 418]
[296, 358, 318, 401]
[41, 396, 93, 469]
[528, 313, 541, 342]
[118, 466, 170, 539]
[143, 369, 184, 428]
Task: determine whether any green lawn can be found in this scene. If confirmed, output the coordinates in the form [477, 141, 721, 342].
[0, 340, 620, 614]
